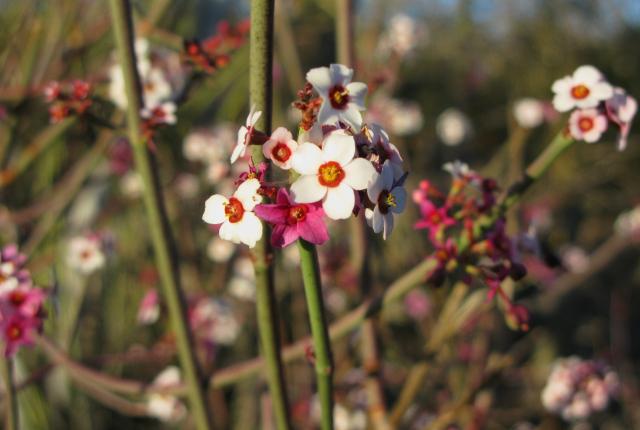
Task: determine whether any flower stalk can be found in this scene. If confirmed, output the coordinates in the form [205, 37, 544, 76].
[249, 0, 292, 429]
[297, 239, 334, 430]
[0, 356, 18, 430]
[106, 1, 213, 428]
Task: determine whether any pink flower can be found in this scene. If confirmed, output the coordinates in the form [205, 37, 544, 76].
[568, 108, 608, 143]
[137, 289, 160, 325]
[605, 87, 637, 151]
[414, 200, 456, 243]
[0, 285, 46, 319]
[1, 313, 40, 357]
[262, 127, 298, 169]
[254, 188, 328, 247]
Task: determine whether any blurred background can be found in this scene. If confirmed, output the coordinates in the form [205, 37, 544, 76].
[0, 0, 639, 428]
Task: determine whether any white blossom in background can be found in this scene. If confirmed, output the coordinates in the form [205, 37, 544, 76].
[191, 298, 241, 346]
[109, 63, 172, 112]
[183, 130, 221, 163]
[66, 235, 105, 275]
[560, 246, 590, 274]
[552, 65, 613, 112]
[119, 171, 144, 199]
[146, 366, 187, 422]
[137, 289, 160, 325]
[442, 160, 472, 179]
[312, 399, 366, 430]
[173, 173, 200, 200]
[228, 257, 256, 301]
[377, 13, 425, 58]
[141, 101, 177, 125]
[366, 95, 423, 136]
[614, 205, 640, 237]
[436, 108, 472, 146]
[206, 236, 236, 263]
[513, 98, 546, 128]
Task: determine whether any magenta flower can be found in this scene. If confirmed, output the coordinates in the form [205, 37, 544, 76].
[0, 285, 46, 319]
[414, 200, 456, 243]
[1, 313, 40, 357]
[254, 188, 329, 248]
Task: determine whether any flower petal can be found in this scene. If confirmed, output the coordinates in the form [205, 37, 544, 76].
[298, 211, 329, 245]
[381, 161, 395, 190]
[340, 105, 363, 130]
[291, 143, 323, 175]
[254, 204, 289, 224]
[202, 195, 229, 224]
[367, 171, 384, 202]
[219, 221, 240, 243]
[573, 65, 602, 85]
[590, 81, 613, 101]
[329, 64, 353, 86]
[382, 212, 395, 240]
[306, 66, 332, 95]
[390, 187, 407, 213]
[371, 205, 383, 233]
[551, 76, 572, 94]
[237, 212, 263, 248]
[323, 183, 355, 220]
[321, 130, 355, 165]
[552, 94, 575, 112]
[346, 82, 367, 110]
[344, 158, 376, 190]
[290, 175, 327, 203]
[234, 178, 262, 211]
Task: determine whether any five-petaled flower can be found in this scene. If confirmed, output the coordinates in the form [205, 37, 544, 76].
[290, 129, 376, 220]
[365, 161, 407, 239]
[568, 108, 608, 143]
[306, 64, 368, 130]
[202, 178, 263, 247]
[262, 127, 298, 170]
[231, 105, 262, 164]
[255, 188, 328, 247]
[552, 65, 613, 112]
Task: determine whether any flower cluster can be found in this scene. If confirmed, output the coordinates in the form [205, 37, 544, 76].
[0, 244, 46, 356]
[183, 19, 250, 74]
[203, 64, 408, 248]
[541, 356, 619, 421]
[43, 80, 92, 123]
[552, 65, 636, 149]
[413, 162, 530, 330]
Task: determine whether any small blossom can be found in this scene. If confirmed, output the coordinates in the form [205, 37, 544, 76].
[365, 161, 407, 239]
[436, 108, 472, 146]
[415, 200, 456, 243]
[190, 297, 240, 346]
[255, 188, 328, 247]
[146, 366, 187, 422]
[552, 65, 613, 112]
[306, 64, 367, 130]
[228, 257, 256, 301]
[614, 204, 640, 238]
[513, 98, 545, 128]
[568, 108, 608, 143]
[137, 289, 160, 325]
[262, 127, 298, 169]
[290, 130, 376, 220]
[202, 178, 263, 247]
[605, 87, 637, 151]
[442, 160, 472, 179]
[66, 234, 105, 275]
[230, 105, 262, 164]
[141, 101, 177, 125]
[1, 314, 40, 357]
[206, 236, 236, 263]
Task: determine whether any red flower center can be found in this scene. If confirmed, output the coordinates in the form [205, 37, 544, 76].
[6, 323, 22, 341]
[224, 197, 245, 223]
[429, 211, 442, 224]
[571, 84, 590, 100]
[328, 85, 349, 109]
[578, 117, 594, 132]
[318, 161, 345, 187]
[9, 291, 26, 307]
[271, 143, 292, 163]
[288, 205, 308, 224]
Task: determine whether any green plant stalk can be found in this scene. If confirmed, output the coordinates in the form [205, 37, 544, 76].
[1, 356, 18, 430]
[249, 0, 292, 429]
[106, 1, 213, 428]
[297, 239, 333, 430]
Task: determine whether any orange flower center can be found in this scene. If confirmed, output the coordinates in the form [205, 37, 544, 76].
[318, 161, 345, 187]
[9, 291, 26, 306]
[6, 323, 21, 341]
[578, 117, 594, 132]
[571, 84, 590, 100]
[288, 205, 308, 224]
[329, 85, 349, 109]
[224, 197, 245, 223]
[271, 143, 292, 163]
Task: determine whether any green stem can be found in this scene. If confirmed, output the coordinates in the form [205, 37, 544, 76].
[249, 1, 292, 429]
[106, 1, 213, 429]
[0, 355, 18, 430]
[297, 239, 333, 430]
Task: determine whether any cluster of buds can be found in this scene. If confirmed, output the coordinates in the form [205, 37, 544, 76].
[43, 80, 92, 123]
[413, 161, 530, 330]
[183, 20, 250, 74]
[541, 356, 619, 421]
[202, 64, 408, 248]
[552, 65, 636, 149]
[0, 244, 46, 356]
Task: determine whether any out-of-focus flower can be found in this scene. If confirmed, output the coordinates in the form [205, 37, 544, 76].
[231, 105, 262, 164]
[146, 366, 187, 422]
[206, 236, 236, 263]
[377, 14, 423, 58]
[513, 98, 546, 128]
[568, 108, 608, 143]
[255, 188, 328, 247]
[306, 64, 367, 130]
[366, 96, 423, 136]
[541, 356, 619, 421]
[202, 178, 263, 248]
[228, 257, 256, 301]
[120, 171, 144, 198]
[173, 173, 200, 200]
[436, 108, 472, 146]
[404, 289, 432, 320]
[442, 160, 472, 179]
[312, 400, 366, 430]
[190, 297, 240, 346]
[560, 246, 590, 274]
[365, 160, 407, 239]
[606, 87, 637, 151]
[290, 129, 376, 220]
[137, 289, 160, 325]
[552, 65, 613, 112]
[262, 127, 298, 170]
[141, 101, 177, 126]
[614, 204, 640, 238]
[66, 234, 105, 275]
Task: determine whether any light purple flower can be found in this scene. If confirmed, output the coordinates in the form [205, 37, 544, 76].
[605, 87, 637, 151]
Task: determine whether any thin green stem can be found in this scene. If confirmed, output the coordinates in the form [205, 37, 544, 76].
[0, 355, 18, 430]
[249, 1, 291, 429]
[106, 1, 213, 429]
[297, 239, 333, 430]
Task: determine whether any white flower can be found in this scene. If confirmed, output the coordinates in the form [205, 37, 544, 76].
[119, 171, 144, 198]
[436, 108, 472, 146]
[552, 65, 613, 112]
[384, 14, 419, 57]
[568, 108, 608, 143]
[365, 161, 406, 239]
[290, 130, 376, 220]
[228, 257, 256, 301]
[191, 298, 240, 345]
[614, 205, 640, 236]
[442, 160, 472, 179]
[262, 127, 298, 169]
[109, 63, 172, 111]
[202, 178, 263, 248]
[147, 366, 186, 422]
[67, 235, 105, 275]
[206, 236, 236, 263]
[141, 101, 177, 125]
[306, 64, 367, 130]
[513, 98, 545, 128]
[230, 105, 262, 164]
